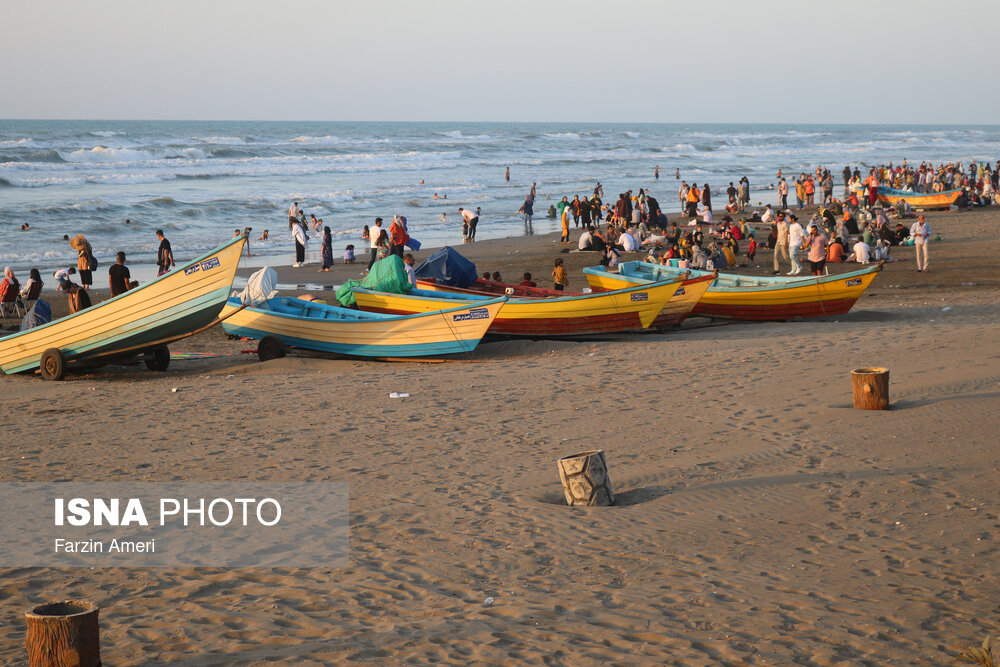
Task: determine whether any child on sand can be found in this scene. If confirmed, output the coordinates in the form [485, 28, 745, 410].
[747, 233, 757, 262]
[552, 258, 568, 291]
[344, 244, 355, 264]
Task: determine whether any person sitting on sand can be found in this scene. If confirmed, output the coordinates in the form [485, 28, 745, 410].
[617, 227, 638, 252]
[601, 244, 620, 269]
[891, 223, 910, 246]
[344, 244, 356, 263]
[852, 236, 871, 264]
[578, 226, 595, 251]
[492, 271, 502, 282]
[519, 272, 537, 287]
[63, 282, 92, 314]
[760, 204, 775, 224]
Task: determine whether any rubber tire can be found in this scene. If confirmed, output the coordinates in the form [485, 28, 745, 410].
[257, 336, 286, 362]
[40, 348, 66, 381]
[144, 345, 170, 371]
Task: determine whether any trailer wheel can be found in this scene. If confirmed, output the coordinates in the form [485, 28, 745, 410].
[144, 345, 171, 371]
[40, 348, 66, 381]
[257, 336, 286, 362]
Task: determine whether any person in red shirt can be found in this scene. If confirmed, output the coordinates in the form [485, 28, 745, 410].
[519, 272, 537, 287]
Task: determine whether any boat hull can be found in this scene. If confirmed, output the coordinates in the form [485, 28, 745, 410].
[876, 187, 962, 209]
[0, 237, 246, 375]
[584, 261, 881, 321]
[220, 296, 505, 358]
[579, 271, 714, 328]
[354, 280, 682, 336]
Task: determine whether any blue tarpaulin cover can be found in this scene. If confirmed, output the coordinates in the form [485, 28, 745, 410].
[413, 246, 477, 288]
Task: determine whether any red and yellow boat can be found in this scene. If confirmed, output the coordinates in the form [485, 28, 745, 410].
[352, 278, 684, 337]
[583, 261, 881, 321]
[424, 274, 714, 329]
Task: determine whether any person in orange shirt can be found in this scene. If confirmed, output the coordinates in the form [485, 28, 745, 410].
[686, 184, 700, 217]
[804, 177, 815, 208]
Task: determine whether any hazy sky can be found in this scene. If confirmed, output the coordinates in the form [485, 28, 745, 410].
[3, 0, 996, 123]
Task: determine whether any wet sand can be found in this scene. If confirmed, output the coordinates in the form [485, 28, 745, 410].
[1, 206, 998, 665]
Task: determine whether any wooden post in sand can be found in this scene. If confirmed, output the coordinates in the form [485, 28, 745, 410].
[25, 600, 101, 667]
[851, 367, 890, 410]
[557, 450, 615, 506]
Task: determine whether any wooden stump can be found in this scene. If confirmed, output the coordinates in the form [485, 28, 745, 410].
[25, 601, 101, 667]
[557, 450, 615, 506]
[851, 367, 890, 410]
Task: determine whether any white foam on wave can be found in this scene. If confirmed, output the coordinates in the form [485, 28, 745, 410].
[2, 137, 35, 146]
[542, 132, 581, 139]
[290, 135, 341, 144]
[59, 145, 209, 163]
[193, 135, 246, 145]
[623, 131, 641, 138]
[89, 130, 123, 137]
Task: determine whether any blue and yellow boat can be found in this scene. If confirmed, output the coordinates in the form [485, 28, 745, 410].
[220, 294, 506, 359]
[0, 235, 247, 380]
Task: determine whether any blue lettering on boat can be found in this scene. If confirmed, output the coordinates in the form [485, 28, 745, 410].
[845, 278, 862, 287]
[200, 257, 221, 271]
[184, 264, 201, 276]
[674, 287, 685, 296]
[630, 292, 649, 302]
[453, 308, 489, 322]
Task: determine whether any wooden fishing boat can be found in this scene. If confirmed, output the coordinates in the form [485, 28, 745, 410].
[583, 261, 881, 321]
[352, 279, 683, 336]
[875, 186, 962, 209]
[417, 274, 714, 329]
[219, 294, 506, 359]
[0, 235, 247, 380]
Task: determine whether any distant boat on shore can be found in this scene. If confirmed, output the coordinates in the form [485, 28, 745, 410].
[875, 187, 963, 209]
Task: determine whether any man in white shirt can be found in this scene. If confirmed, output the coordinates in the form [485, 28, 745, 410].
[578, 228, 594, 251]
[910, 213, 931, 272]
[697, 206, 712, 225]
[367, 217, 383, 271]
[773, 212, 789, 274]
[618, 229, 637, 252]
[852, 237, 871, 264]
[288, 201, 300, 224]
[786, 214, 806, 275]
[760, 205, 775, 224]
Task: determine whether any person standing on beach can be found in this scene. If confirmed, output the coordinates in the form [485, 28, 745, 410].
[739, 176, 750, 211]
[108, 252, 132, 297]
[804, 177, 815, 208]
[842, 165, 852, 196]
[778, 178, 789, 210]
[552, 258, 568, 290]
[559, 203, 571, 244]
[678, 181, 688, 213]
[519, 196, 533, 229]
[773, 212, 790, 274]
[155, 230, 174, 276]
[806, 224, 827, 276]
[320, 227, 334, 271]
[795, 177, 806, 209]
[701, 184, 712, 211]
[787, 214, 805, 275]
[366, 218, 383, 270]
[910, 214, 931, 272]
[459, 207, 478, 242]
[291, 216, 309, 267]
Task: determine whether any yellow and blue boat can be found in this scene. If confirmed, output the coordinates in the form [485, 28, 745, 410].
[875, 186, 963, 209]
[220, 294, 506, 359]
[353, 279, 683, 336]
[583, 261, 881, 321]
[0, 235, 247, 380]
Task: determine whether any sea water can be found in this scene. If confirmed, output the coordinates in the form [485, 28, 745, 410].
[1, 120, 997, 276]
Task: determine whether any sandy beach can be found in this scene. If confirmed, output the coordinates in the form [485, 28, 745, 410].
[1, 205, 998, 665]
